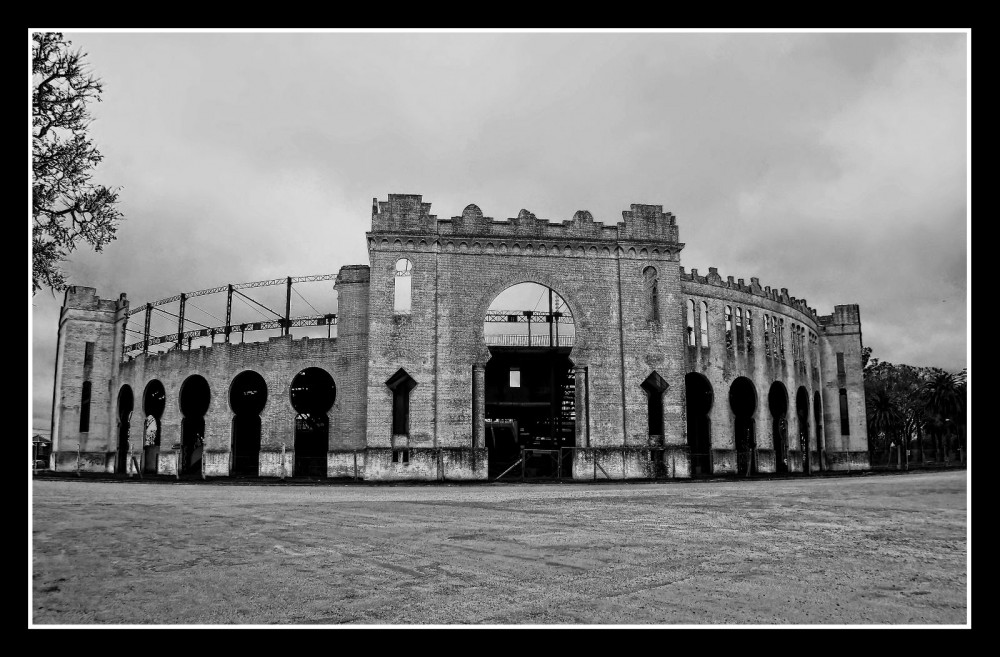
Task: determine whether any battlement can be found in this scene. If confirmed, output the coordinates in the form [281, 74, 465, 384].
[62, 286, 127, 314]
[370, 194, 680, 245]
[817, 304, 861, 327]
[335, 264, 371, 285]
[680, 266, 819, 322]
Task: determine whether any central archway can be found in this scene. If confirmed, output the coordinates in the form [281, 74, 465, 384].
[797, 387, 810, 474]
[483, 282, 576, 479]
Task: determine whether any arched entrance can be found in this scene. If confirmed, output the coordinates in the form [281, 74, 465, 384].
[230, 370, 267, 476]
[115, 385, 133, 474]
[142, 380, 165, 474]
[769, 382, 789, 473]
[729, 377, 757, 476]
[796, 386, 810, 474]
[483, 282, 575, 479]
[813, 390, 824, 470]
[290, 367, 336, 477]
[180, 375, 210, 475]
[685, 372, 713, 475]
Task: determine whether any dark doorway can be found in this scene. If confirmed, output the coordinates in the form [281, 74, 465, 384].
[685, 373, 713, 475]
[729, 377, 757, 476]
[769, 382, 789, 473]
[813, 391, 823, 469]
[116, 385, 133, 474]
[142, 380, 166, 474]
[180, 375, 210, 475]
[230, 370, 267, 476]
[290, 367, 336, 477]
[797, 387, 810, 474]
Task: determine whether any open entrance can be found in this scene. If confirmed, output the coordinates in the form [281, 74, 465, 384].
[685, 372, 713, 475]
[813, 391, 823, 469]
[290, 367, 336, 477]
[116, 385, 133, 474]
[769, 382, 789, 473]
[179, 375, 210, 475]
[230, 370, 267, 476]
[729, 377, 757, 476]
[142, 380, 165, 474]
[484, 283, 575, 480]
[797, 387, 810, 474]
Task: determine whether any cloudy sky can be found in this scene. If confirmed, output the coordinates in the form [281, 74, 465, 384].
[30, 30, 969, 431]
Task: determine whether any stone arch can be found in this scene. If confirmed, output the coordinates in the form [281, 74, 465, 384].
[230, 370, 267, 476]
[769, 381, 790, 473]
[685, 372, 713, 474]
[115, 384, 134, 474]
[141, 379, 166, 474]
[796, 386, 810, 474]
[290, 367, 336, 477]
[179, 374, 210, 475]
[729, 376, 757, 476]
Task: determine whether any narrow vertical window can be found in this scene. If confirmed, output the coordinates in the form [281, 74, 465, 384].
[83, 341, 95, 369]
[393, 258, 413, 313]
[745, 310, 754, 354]
[725, 306, 733, 351]
[509, 368, 521, 388]
[686, 299, 696, 346]
[79, 381, 92, 432]
[778, 319, 785, 359]
[839, 388, 850, 435]
[764, 315, 771, 356]
[735, 307, 744, 350]
[836, 352, 846, 376]
[700, 301, 709, 346]
[643, 266, 659, 322]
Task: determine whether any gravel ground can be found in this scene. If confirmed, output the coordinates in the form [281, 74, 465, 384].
[30, 470, 968, 625]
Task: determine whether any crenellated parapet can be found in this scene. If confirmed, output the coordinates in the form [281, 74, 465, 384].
[369, 194, 682, 253]
[679, 266, 820, 323]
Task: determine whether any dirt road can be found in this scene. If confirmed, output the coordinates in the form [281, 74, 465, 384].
[31, 471, 967, 625]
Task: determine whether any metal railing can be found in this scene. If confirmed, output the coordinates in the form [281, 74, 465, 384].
[485, 334, 575, 347]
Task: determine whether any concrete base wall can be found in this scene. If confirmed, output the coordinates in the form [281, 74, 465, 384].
[259, 449, 291, 478]
[328, 450, 365, 479]
[826, 451, 871, 471]
[361, 448, 486, 481]
[756, 449, 776, 473]
[711, 449, 736, 474]
[571, 447, 691, 480]
[203, 450, 231, 477]
[52, 451, 112, 473]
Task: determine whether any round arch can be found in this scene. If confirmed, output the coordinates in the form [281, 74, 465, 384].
[685, 372, 714, 475]
[290, 367, 336, 478]
[115, 385, 134, 474]
[141, 380, 166, 474]
[729, 376, 757, 476]
[229, 370, 267, 476]
[796, 386, 810, 474]
[769, 381, 790, 473]
[179, 374, 211, 475]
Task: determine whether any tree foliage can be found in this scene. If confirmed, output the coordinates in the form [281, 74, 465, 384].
[32, 32, 123, 294]
[863, 349, 967, 464]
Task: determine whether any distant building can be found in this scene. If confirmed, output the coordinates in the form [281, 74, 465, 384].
[48, 194, 869, 480]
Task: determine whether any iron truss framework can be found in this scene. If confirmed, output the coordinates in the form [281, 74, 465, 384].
[484, 310, 574, 324]
[121, 274, 338, 360]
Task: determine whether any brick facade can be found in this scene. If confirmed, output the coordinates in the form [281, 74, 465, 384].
[49, 194, 869, 479]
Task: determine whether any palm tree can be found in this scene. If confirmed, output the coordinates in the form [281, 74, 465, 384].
[867, 387, 906, 469]
[920, 371, 965, 463]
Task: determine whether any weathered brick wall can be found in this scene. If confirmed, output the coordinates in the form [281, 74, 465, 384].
[365, 196, 690, 471]
[679, 268, 833, 473]
[333, 266, 370, 450]
[818, 304, 869, 468]
[51, 287, 127, 472]
[116, 333, 341, 475]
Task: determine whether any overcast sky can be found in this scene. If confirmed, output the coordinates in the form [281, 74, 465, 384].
[30, 30, 969, 431]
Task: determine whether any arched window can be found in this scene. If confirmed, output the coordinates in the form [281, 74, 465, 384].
[745, 310, 754, 354]
[686, 299, 696, 346]
[725, 306, 733, 351]
[643, 266, 659, 322]
[700, 301, 709, 346]
[394, 258, 413, 313]
[735, 307, 744, 350]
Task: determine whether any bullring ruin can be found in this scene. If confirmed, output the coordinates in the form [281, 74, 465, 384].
[48, 194, 870, 481]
